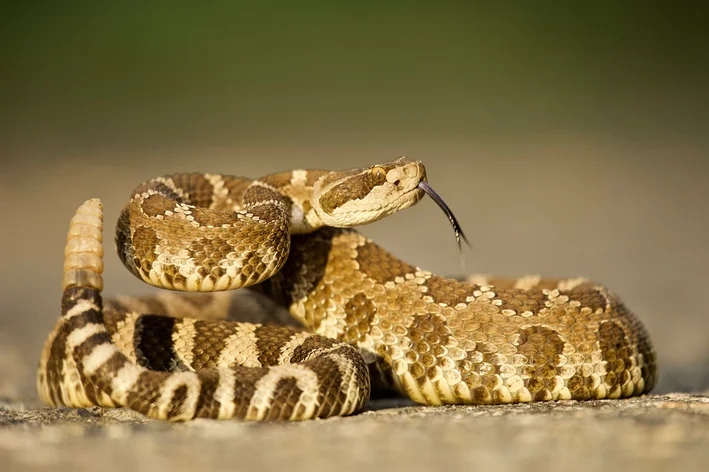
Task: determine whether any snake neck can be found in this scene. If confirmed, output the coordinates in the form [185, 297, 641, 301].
[257, 170, 330, 234]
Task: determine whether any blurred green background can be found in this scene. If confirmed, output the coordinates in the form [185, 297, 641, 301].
[1, 2, 708, 401]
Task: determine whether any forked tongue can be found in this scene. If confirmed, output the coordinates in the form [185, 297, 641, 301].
[417, 181, 471, 253]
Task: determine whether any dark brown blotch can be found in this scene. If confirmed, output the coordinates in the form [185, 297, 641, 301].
[243, 184, 284, 208]
[115, 208, 133, 268]
[194, 369, 222, 419]
[132, 179, 183, 204]
[290, 336, 340, 363]
[260, 172, 297, 190]
[563, 287, 607, 313]
[124, 371, 169, 417]
[598, 320, 632, 389]
[166, 385, 190, 420]
[232, 366, 267, 419]
[190, 320, 239, 369]
[254, 325, 306, 366]
[130, 226, 159, 274]
[343, 294, 376, 343]
[423, 276, 478, 307]
[494, 288, 547, 314]
[134, 315, 183, 371]
[83, 351, 130, 399]
[517, 326, 567, 397]
[141, 193, 177, 218]
[356, 241, 416, 284]
[264, 377, 302, 421]
[189, 207, 241, 227]
[309, 355, 346, 418]
[220, 176, 252, 207]
[168, 174, 215, 207]
[318, 168, 390, 213]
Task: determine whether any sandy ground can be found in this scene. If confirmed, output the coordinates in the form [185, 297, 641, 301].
[2, 394, 709, 472]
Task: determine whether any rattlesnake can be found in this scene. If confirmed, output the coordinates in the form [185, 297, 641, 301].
[38, 157, 657, 421]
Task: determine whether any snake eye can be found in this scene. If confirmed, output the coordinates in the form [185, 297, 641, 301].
[370, 166, 387, 182]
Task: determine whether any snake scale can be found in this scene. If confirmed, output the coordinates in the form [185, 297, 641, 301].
[38, 157, 657, 421]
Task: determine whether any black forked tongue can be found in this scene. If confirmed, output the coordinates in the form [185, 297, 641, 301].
[417, 181, 472, 251]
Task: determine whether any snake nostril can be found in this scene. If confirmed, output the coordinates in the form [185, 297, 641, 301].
[394, 179, 400, 186]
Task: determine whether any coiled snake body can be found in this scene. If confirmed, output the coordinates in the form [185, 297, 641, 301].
[38, 158, 657, 421]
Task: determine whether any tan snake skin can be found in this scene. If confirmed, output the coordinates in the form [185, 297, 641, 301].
[38, 158, 657, 421]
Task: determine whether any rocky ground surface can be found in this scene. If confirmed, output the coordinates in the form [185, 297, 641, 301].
[2, 393, 708, 472]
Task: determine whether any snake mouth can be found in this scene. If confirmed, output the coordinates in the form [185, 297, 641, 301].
[417, 181, 471, 250]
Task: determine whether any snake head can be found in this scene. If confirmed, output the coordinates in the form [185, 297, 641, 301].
[312, 156, 427, 227]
